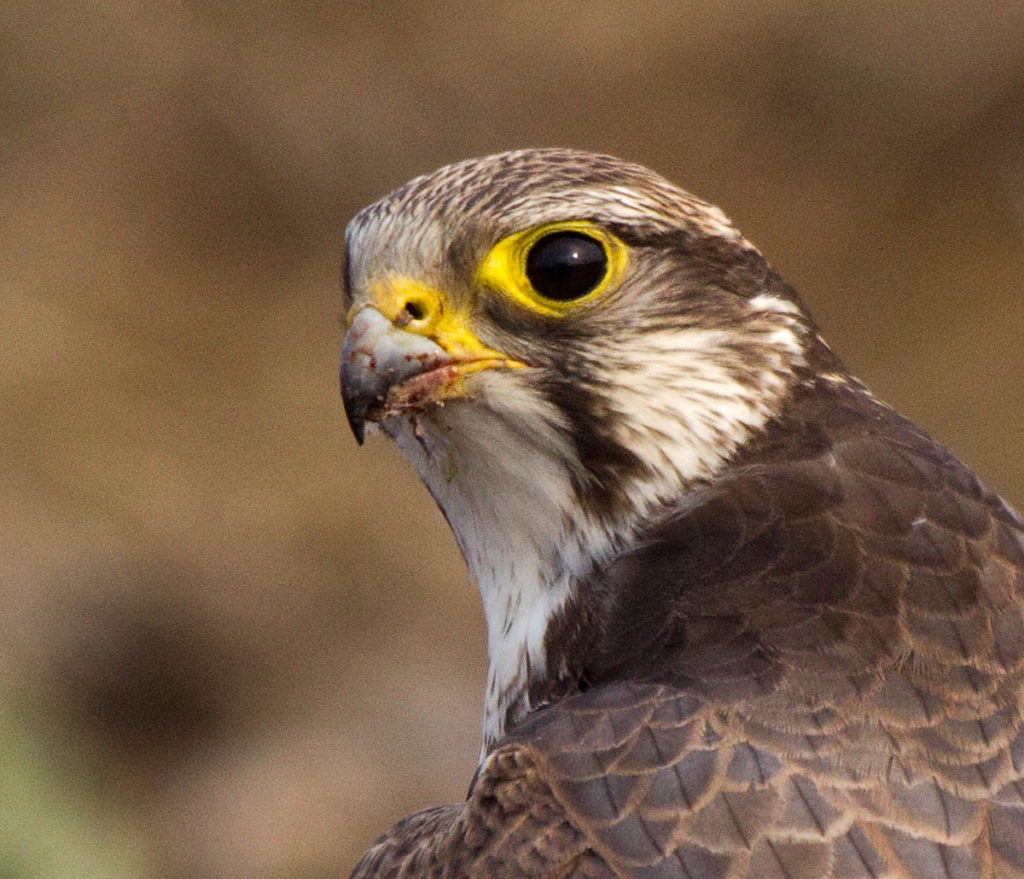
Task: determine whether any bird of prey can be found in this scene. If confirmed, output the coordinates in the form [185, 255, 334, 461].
[339, 149, 1024, 878]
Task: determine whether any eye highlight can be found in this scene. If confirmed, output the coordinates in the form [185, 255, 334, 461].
[475, 220, 628, 316]
[525, 232, 607, 301]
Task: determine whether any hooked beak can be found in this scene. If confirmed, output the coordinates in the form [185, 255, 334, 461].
[340, 300, 525, 444]
[340, 307, 451, 444]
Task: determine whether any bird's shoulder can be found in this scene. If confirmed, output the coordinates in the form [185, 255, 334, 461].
[352, 671, 1024, 878]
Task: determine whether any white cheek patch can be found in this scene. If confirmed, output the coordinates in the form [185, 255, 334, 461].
[596, 323, 804, 511]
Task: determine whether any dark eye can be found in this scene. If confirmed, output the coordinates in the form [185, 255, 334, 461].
[524, 232, 608, 301]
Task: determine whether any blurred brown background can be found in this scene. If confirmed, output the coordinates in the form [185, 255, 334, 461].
[2, 1, 1023, 876]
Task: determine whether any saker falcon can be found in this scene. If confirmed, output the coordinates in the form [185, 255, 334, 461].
[339, 149, 1024, 878]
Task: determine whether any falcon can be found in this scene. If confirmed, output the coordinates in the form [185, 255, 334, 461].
[339, 149, 1024, 878]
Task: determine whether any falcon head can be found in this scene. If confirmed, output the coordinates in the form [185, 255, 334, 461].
[340, 149, 833, 747]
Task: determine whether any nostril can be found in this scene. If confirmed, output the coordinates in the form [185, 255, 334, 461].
[403, 299, 427, 322]
[390, 289, 435, 328]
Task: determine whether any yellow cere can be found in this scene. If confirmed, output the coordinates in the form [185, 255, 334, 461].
[475, 220, 629, 317]
[364, 275, 526, 368]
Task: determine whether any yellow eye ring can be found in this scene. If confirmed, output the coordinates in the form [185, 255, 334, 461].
[475, 220, 629, 317]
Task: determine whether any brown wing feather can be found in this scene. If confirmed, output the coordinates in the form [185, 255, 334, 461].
[349, 744, 617, 878]
[352, 384, 1024, 877]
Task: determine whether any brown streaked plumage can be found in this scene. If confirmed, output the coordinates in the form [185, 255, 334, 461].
[339, 150, 1024, 878]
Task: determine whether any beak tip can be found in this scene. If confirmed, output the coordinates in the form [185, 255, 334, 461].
[340, 370, 367, 446]
[339, 305, 451, 449]
[341, 393, 367, 447]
